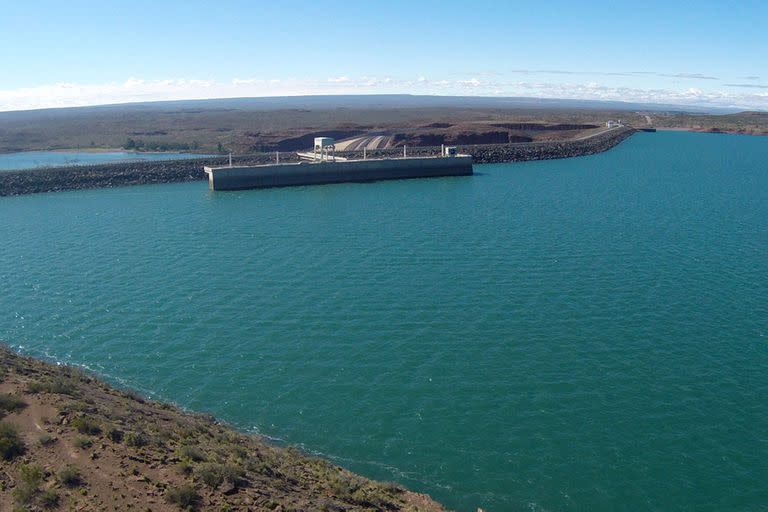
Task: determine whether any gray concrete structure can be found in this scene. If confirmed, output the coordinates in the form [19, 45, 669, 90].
[204, 155, 473, 191]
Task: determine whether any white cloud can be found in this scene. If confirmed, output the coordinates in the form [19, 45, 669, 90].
[232, 78, 265, 86]
[0, 78, 314, 111]
[124, 78, 145, 88]
[457, 78, 481, 87]
[1, 75, 767, 112]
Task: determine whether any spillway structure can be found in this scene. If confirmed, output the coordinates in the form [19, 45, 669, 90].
[204, 137, 473, 191]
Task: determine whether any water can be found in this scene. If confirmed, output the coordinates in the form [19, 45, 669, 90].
[1, 131, 766, 511]
[0, 150, 210, 171]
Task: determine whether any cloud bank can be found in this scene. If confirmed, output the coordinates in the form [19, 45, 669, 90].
[1, 75, 766, 112]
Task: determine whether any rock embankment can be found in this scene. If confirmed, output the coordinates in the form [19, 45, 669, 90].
[0, 128, 636, 197]
[345, 127, 636, 163]
[0, 154, 302, 197]
[464, 126, 635, 163]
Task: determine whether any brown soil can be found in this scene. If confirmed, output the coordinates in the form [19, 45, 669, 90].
[2, 97, 766, 156]
[0, 347, 446, 511]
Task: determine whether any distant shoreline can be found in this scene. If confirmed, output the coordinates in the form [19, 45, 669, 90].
[50, 148, 212, 155]
[654, 127, 768, 136]
[0, 148, 214, 155]
[0, 128, 636, 197]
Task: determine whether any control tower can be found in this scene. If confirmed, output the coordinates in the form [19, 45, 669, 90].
[313, 137, 336, 162]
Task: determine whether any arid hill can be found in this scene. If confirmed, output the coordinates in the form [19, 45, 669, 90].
[0, 346, 445, 511]
[1, 95, 762, 156]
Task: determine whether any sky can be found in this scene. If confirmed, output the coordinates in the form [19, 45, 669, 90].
[1, 0, 767, 112]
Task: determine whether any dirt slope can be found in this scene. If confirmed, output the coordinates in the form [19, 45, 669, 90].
[0, 346, 446, 511]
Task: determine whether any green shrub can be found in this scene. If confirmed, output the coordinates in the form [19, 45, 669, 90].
[125, 431, 150, 447]
[58, 465, 82, 487]
[13, 463, 45, 505]
[177, 459, 193, 476]
[19, 463, 44, 486]
[166, 484, 200, 510]
[0, 421, 25, 460]
[156, 427, 176, 443]
[230, 445, 248, 460]
[71, 416, 101, 435]
[379, 481, 405, 494]
[39, 489, 60, 508]
[13, 483, 37, 506]
[107, 427, 124, 443]
[249, 460, 276, 478]
[73, 436, 93, 449]
[195, 463, 223, 488]
[0, 393, 26, 417]
[122, 389, 145, 403]
[61, 400, 90, 414]
[195, 463, 245, 489]
[178, 445, 206, 462]
[329, 474, 362, 499]
[26, 380, 46, 393]
[38, 433, 56, 446]
[27, 377, 76, 396]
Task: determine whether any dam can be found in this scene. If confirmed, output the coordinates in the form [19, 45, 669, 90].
[204, 137, 473, 191]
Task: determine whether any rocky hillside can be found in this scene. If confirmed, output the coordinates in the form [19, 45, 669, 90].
[0, 346, 445, 511]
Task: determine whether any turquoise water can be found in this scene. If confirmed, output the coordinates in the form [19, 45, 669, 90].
[1, 131, 767, 511]
[0, 150, 210, 171]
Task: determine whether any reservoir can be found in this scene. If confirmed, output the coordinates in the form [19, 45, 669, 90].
[0, 150, 209, 171]
[0, 131, 766, 511]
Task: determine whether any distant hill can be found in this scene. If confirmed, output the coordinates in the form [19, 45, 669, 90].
[0, 95, 762, 154]
[0, 94, 742, 119]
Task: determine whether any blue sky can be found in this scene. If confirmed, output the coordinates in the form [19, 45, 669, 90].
[1, 0, 766, 111]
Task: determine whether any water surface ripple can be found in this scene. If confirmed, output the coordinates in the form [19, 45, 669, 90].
[1, 132, 767, 511]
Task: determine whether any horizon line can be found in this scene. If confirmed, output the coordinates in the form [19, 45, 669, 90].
[0, 93, 757, 116]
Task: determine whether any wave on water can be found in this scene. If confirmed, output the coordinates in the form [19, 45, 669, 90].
[2, 132, 767, 511]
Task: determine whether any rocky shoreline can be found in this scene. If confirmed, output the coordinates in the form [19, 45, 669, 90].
[463, 126, 636, 164]
[341, 127, 636, 164]
[0, 345, 444, 511]
[0, 128, 636, 197]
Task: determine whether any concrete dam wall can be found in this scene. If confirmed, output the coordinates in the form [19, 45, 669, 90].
[205, 155, 474, 191]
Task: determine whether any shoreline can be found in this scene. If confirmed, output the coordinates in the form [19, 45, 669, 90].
[0, 128, 636, 197]
[49, 148, 215, 155]
[0, 148, 216, 156]
[0, 345, 445, 511]
[654, 127, 768, 136]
